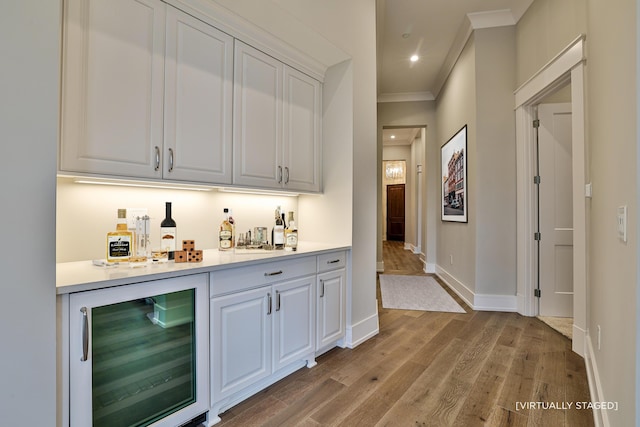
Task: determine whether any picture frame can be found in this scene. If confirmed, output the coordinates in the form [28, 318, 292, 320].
[441, 125, 468, 222]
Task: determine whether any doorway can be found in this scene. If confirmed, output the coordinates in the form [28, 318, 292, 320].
[514, 36, 587, 356]
[386, 184, 405, 241]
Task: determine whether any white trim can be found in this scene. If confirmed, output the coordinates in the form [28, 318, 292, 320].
[423, 263, 436, 274]
[345, 312, 379, 348]
[376, 261, 385, 273]
[436, 265, 517, 312]
[377, 91, 435, 103]
[514, 36, 588, 358]
[585, 335, 609, 427]
[467, 9, 516, 29]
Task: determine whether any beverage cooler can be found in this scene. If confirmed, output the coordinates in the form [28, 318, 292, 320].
[64, 273, 209, 427]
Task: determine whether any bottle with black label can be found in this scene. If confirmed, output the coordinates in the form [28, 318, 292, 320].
[273, 206, 285, 249]
[219, 208, 234, 251]
[106, 209, 133, 263]
[160, 202, 177, 260]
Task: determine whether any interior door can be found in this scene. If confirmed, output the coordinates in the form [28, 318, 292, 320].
[538, 103, 573, 317]
[386, 184, 405, 241]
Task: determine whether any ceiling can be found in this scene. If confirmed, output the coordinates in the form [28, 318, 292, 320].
[378, 0, 533, 146]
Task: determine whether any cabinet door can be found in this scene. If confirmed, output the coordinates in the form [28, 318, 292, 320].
[317, 269, 346, 350]
[273, 276, 315, 371]
[60, 0, 165, 178]
[211, 287, 271, 401]
[233, 41, 283, 189]
[164, 6, 233, 184]
[283, 66, 322, 192]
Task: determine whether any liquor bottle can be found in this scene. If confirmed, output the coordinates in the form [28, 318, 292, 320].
[285, 211, 298, 252]
[273, 206, 285, 249]
[106, 208, 133, 263]
[219, 208, 234, 251]
[160, 202, 177, 260]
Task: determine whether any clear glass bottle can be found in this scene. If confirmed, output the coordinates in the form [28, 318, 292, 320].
[273, 206, 285, 249]
[285, 211, 298, 252]
[160, 202, 177, 260]
[219, 208, 234, 251]
[106, 208, 133, 263]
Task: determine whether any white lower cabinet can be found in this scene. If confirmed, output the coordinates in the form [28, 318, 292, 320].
[316, 252, 347, 352]
[209, 257, 317, 422]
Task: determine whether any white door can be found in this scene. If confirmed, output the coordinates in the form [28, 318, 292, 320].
[233, 41, 283, 189]
[60, 0, 165, 178]
[272, 276, 315, 371]
[316, 269, 346, 350]
[211, 286, 271, 401]
[283, 66, 322, 192]
[164, 6, 233, 184]
[538, 103, 573, 317]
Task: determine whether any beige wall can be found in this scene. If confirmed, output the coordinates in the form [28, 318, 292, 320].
[517, 0, 637, 424]
[1, 1, 60, 425]
[436, 35, 478, 292]
[516, 0, 587, 86]
[585, 0, 637, 424]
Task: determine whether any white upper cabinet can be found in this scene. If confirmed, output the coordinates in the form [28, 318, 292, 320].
[61, 0, 166, 179]
[283, 67, 322, 192]
[233, 41, 322, 192]
[164, 6, 233, 184]
[232, 41, 283, 189]
[61, 0, 320, 192]
[61, 0, 233, 184]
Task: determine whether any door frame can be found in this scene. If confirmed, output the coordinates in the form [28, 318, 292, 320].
[515, 35, 587, 356]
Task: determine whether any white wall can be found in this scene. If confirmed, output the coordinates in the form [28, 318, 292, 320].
[0, 1, 60, 425]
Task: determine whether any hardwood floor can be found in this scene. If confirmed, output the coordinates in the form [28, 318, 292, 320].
[214, 241, 593, 426]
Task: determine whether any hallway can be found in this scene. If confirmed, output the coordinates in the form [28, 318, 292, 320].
[215, 241, 594, 426]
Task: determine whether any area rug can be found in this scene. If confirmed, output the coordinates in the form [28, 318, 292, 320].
[538, 316, 573, 340]
[379, 274, 466, 313]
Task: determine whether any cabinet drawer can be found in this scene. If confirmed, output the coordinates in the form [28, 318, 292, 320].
[210, 256, 316, 297]
[317, 251, 346, 273]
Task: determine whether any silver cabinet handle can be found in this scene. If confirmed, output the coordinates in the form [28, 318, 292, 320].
[284, 167, 289, 184]
[319, 280, 325, 298]
[80, 307, 89, 362]
[278, 166, 283, 184]
[168, 148, 174, 172]
[264, 270, 283, 277]
[267, 293, 272, 315]
[154, 146, 160, 171]
[276, 291, 281, 311]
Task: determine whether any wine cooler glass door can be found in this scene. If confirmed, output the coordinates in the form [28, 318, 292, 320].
[69, 274, 209, 427]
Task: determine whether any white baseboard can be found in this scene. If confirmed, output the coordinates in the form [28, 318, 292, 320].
[423, 262, 436, 274]
[435, 265, 517, 312]
[345, 311, 379, 348]
[572, 323, 586, 358]
[585, 334, 608, 427]
[376, 261, 384, 273]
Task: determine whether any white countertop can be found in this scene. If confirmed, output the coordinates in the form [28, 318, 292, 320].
[56, 242, 350, 295]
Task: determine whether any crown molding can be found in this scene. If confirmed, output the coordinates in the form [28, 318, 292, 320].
[432, 7, 528, 98]
[377, 91, 435, 103]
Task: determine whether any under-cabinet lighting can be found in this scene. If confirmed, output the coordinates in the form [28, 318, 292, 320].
[73, 179, 213, 192]
[218, 188, 299, 197]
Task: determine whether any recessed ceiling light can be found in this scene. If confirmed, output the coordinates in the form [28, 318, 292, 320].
[390, 135, 396, 139]
[410, 55, 419, 63]
[402, 33, 410, 39]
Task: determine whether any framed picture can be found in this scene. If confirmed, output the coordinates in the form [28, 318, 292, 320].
[441, 125, 468, 222]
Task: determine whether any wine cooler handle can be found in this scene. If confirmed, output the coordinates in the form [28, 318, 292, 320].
[276, 291, 281, 311]
[80, 307, 89, 362]
[154, 146, 160, 171]
[284, 167, 290, 184]
[319, 280, 325, 298]
[267, 293, 272, 315]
